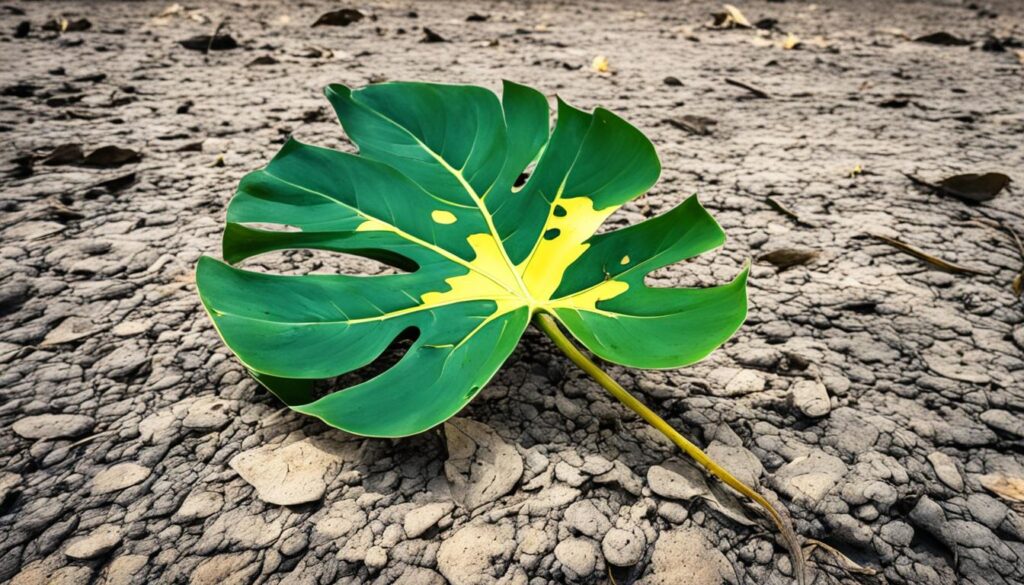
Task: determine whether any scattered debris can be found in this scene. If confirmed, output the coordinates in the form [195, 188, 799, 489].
[312, 9, 365, 27]
[711, 4, 752, 29]
[179, 33, 238, 52]
[248, 55, 280, 66]
[914, 32, 971, 46]
[905, 171, 1011, 203]
[724, 77, 769, 98]
[869, 234, 987, 275]
[466, 13, 489, 22]
[759, 248, 819, 269]
[766, 195, 813, 226]
[591, 55, 611, 74]
[83, 146, 141, 168]
[42, 144, 85, 166]
[664, 115, 717, 136]
[663, 76, 683, 86]
[42, 18, 92, 33]
[421, 27, 447, 43]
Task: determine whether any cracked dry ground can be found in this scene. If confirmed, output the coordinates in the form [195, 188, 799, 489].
[2, 0, 1024, 584]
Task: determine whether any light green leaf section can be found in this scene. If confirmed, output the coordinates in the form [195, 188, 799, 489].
[196, 80, 747, 437]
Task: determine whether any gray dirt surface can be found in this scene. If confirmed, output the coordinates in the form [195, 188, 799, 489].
[2, 1, 1024, 584]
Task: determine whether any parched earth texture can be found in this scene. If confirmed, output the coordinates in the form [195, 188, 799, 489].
[2, 1, 1024, 584]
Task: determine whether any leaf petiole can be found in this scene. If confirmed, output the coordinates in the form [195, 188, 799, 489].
[533, 312, 807, 585]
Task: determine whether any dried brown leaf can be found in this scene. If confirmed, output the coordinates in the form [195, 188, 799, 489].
[979, 474, 1024, 502]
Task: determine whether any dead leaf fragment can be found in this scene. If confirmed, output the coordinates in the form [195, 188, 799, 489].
[421, 27, 446, 43]
[869, 234, 986, 275]
[782, 33, 801, 50]
[711, 4, 752, 29]
[979, 474, 1024, 502]
[42, 144, 85, 166]
[914, 32, 971, 46]
[759, 249, 818, 269]
[906, 171, 1011, 204]
[179, 34, 238, 51]
[312, 9, 364, 27]
[83, 146, 141, 168]
[591, 55, 611, 74]
[41, 317, 97, 347]
[937, 173, 1010, 203]
[664, 115, 716, 136]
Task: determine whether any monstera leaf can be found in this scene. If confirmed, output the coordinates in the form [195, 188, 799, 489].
[197, 82, 807, 582]
[196, 81, 746, 437]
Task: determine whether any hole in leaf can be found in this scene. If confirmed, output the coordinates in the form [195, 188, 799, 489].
[307, 327, 420, 401]
[235, 247, 417, 276]
[543, 228, 561, 240]
[514, 172, 529, 188]
[553, 205, 567, 217]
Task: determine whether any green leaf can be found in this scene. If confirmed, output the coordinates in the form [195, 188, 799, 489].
[196, 81, 747, 438]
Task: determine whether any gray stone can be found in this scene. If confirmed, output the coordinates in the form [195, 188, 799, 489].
[926, 452, 963, 491]
[790, 379, 831, 417]
[564, 500, 612, 538]
[773, 451, 847, 506]
[980, 409, 1024, 438]
[12, 414, 94, 440]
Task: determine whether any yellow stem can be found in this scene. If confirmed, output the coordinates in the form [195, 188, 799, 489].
[534, 312, 806, 585]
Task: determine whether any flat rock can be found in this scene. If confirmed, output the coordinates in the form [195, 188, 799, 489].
[436, 522, 515, 585]
[647, 461, 709, 501]
[705, 441, 763, 488]
[65, 525, 121, 559]
[602, 526, 646, 567]
[444, 417, 523, 510]
[190, 551, 259, 585]
[230, 436, 357, 506]
[181, 396, 234, 431]
[12, 414, 94, 440]
[563, 499, 612, 538]
[40, 317, 97, 346]
[175, 490, 224, 520]
[790, 379, 831, 417]
[555, 537, 601, 578]
[773, 450, 847, 506]
[100, 555, 150, 585]
[639, 528, 737, 585]
[927, 452, 964, 491]
[979, 409, 1024, 438]
[90, 462, 151, 495]
[404, 502, 454, 539]
[708, 367, 766, 396]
